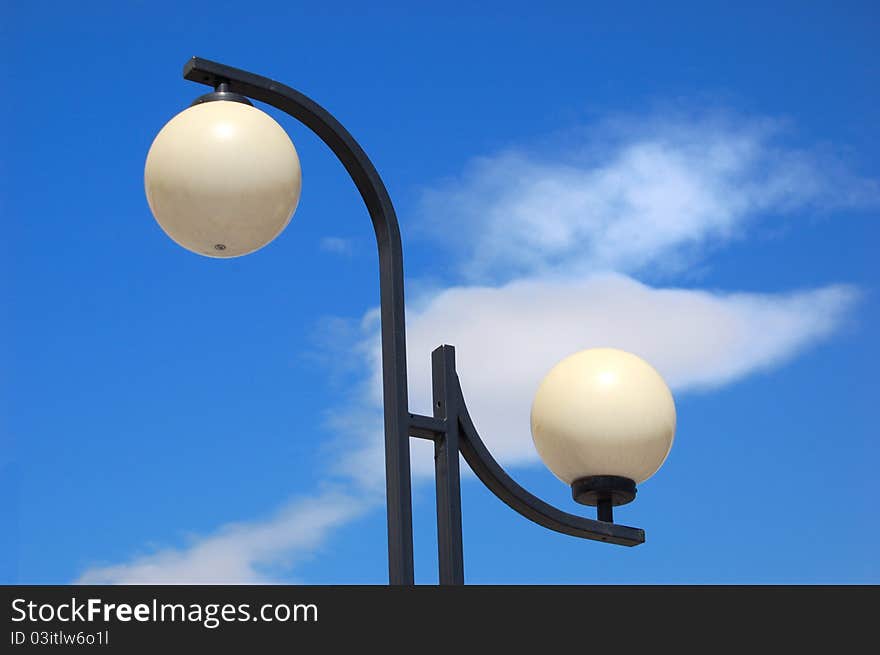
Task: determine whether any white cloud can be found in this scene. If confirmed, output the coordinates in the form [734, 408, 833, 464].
[337, 273, 859, 480]
[77, 273, 858, 584]
[419, 115, 876, 282]
[76, 490, 371, 584]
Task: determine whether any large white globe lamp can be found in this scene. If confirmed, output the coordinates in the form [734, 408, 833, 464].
[144, 96, 301, 258]
[530, 348, 676, 519]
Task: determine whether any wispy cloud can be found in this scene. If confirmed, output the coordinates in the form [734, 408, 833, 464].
[77, 490, 371, 584]
[77, 110, 872, 584]
[419, 114, 877, 282]
[319, 236, 354, 256]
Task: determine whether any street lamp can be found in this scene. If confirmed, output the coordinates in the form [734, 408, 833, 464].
[144, 57, 677, 585]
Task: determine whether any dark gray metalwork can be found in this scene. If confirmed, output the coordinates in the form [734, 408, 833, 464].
[571, 475, 637, 524]
[179, 57, 645, 586]
[431, 346, 465, 584]
[191, 82, 253, 107]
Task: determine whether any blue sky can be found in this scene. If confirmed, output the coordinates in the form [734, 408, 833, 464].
[2, 1, 878, 584]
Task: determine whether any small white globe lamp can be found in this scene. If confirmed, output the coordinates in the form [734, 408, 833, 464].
[144, 88, 302, 258]
[530, 348, 676, 521]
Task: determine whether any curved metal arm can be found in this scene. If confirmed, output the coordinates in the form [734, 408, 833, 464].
[182, 57, 414, 585]
[455, 377, 645, 547]
[422, 345, 644, 550]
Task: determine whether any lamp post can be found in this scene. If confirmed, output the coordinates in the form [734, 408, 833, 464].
[144, 57, 676, 585]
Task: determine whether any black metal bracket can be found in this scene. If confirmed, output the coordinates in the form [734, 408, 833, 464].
[190, 81, 254, 107]
[572, 476, 637, 523]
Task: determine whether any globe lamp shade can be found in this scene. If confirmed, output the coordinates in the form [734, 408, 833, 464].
[530, 348, 676, 489]
[144, 100, 302, 258]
